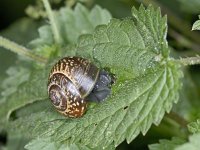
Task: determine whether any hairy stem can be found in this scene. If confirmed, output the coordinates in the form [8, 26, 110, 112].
[173, 55, 200, 66]
[0, 36, 47, 64]
[42, 0, 62, 44]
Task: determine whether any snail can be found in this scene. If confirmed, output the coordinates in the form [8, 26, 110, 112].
[47, 57, 112, 118]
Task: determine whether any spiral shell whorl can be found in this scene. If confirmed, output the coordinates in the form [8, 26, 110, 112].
[48, 73, 87, 117]
[48, 57, 99, 117]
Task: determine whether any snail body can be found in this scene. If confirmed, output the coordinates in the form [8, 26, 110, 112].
[48, 57, 111, 118]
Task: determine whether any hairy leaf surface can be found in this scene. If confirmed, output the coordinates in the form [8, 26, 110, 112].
[25, 137, 114, 150]
[30, 4, 112, 47]
[192, 16, 200, 31]
[188, 119, 200, 134]
[8, 5, 182, 149]
[149, 137, 185, 150]
[149, 134, 200, 150]
[175, 133, 200, 150]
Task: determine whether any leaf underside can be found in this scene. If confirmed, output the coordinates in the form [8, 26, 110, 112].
[149, 133, 200, 150]
[175, 133, 200, 150]
[188, 119, 200, 134]
[192, 20, 200, 31]
[148, 137, 186, 150]
[149, 118, 200, 150]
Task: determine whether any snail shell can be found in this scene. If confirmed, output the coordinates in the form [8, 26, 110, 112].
[47, 57, 100, 118]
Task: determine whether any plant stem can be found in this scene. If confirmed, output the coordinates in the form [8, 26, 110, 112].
[42, 0, 62, 44]
[0, 36, 47, 64]
[166, 111, 188, 128]
[173, 55, 200, 66]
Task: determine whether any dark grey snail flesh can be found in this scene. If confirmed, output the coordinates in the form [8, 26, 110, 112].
[47, 57, 112, 118]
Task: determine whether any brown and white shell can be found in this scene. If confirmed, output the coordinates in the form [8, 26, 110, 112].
[48, 57, 100, 117]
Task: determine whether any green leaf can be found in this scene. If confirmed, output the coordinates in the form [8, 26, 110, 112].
[175, 133, 200, 150]
[0, 3, 111, 130]
[25, 137, 90, 150]
[172, 70, 200, 121]
[30, 3, 112, 47]
[149, 119, 200, 150]
[0, 19, 44, 130]
[76, 5, 169, 62]
[0, 66, 49, 128]
[25, 137, 114, 150]
[188, 119, 200, 134]
[0, 18, 42, 94]
[6, 134, 29, 150]
[94, 0, 135, 18]
[0, 18, 42, 45]
[148, 137, 185, 150]
[1, 66, 30, 102]
[61, 4, 112, 44]
[29, 25, 54, 47]
[14, 100, 49, 119]
[192, 18, 200, 31]
[8, 5, 182, 149]
[149, 134, 200, 150]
